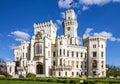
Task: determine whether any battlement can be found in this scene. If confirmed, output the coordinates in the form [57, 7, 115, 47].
[65, 9, 75, 14]
[62, 19, 78, 27]
[33, 20, 56, 29]
[65, 9, 76, 20]
[83, 35, 106, 42]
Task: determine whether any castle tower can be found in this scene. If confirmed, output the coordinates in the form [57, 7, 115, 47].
[83, 35, 106, 77]
[62, 9, 78, 45]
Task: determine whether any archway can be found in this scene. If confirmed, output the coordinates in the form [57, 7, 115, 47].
[36, 63, 43, 74]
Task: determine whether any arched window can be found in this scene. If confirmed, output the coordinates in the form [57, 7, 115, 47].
[92, 60, 97, 68]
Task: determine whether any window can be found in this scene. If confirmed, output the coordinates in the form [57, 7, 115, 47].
[76, 52, 78, 57]
[93, 52, 97, 57]
[53, 61, 55, 66]
[81, 72, 83, 76]
[65, 72, 67, 76]
[23, 46, 24, 49]
[60, 49, 62, 55]
[39, 45, 42, 54]
[63, 49, 65, 55]
[76, 61, 78, 68]
[67, 27, 70, 31]
[68, 17, 70, 20]
[85, 53, 87, 58]
[81, 53, 83, 58]
[23, 53, 24, 58]
[36, 44, 42, 54]
[53, 51, 55, 57]
[101, 52, 104, 58]
[93, 44, 96, 48]
[59, 72, 61, 76]
[92, 60, 97, 68]
[93, 71, 96, 75]
[76, 72, 79, 75]
[60, 59, 62, 66]
[68, 34, 70, 38]
[85, 72, 87, 76]
[72, 72, 74, 76]
[81, 65, 83, 68]
[67, 51, 69, 56]
[101, 65, 103, 68]
[101, 45, 103, 48]
[23, 61, 24, 66]
[72, 51, 74, 57]
[76, 65, 78, 68]
[60, 41, 62, 45]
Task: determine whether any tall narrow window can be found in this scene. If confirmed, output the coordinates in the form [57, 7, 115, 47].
[81, 53, 83, 58]
[72, 51, 74, 57]
[36, 44, 42, 54]
[67, 51, 69, 56]
[101, 45, 103, 48]
[53, 51, 55, 57]
[59, 72, 61, 76]
[63, 49, 65, 55]
[76, 52, 78, 57]
[53, 61, 55, 66]
[39, 45, 42, 54]
[101, 52, 104, 58]
[93, 52, 97, 57]
[60, 49, 62, 55]
[85, 53, 87, 58]
[93, 44, 96, 48]
[60, 59, 62, 66]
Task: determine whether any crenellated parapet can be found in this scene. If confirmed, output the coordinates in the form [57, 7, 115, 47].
[33, 20, 56, 30]
[83, 35, 106, 42]
[62, 19, 78, 28]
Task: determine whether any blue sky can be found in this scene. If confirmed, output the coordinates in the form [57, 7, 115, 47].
[0, 0, 120, 66]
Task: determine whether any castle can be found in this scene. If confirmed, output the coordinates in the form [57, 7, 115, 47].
[6, 9, 106, 78]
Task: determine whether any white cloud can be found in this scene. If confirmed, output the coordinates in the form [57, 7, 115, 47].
[9, 44, 16, 50]
[58, 0, 73, 8]
[78, 37, 83, 45]
[5, 57, 13, 62]
[9, 30, 30, 41]
[58, 0, 120, 12]
[56, 19, 62, 25]
[79, 0, 110, 5]
[79, 0, 120, 5]
[113, 0, 120, 2]
[60, 12, 65, 19]
[84, 28, 93, 37]
[82, 6, 89, 11]
[84, 28, 120, 42]
[54, 23, 60, 29]
[94, 31, 120, 42]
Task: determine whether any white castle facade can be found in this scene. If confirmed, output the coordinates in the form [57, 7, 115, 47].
[7, 9, 106, 78]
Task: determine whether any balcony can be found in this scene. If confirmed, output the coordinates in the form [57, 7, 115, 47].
[52, 65, 72, 71]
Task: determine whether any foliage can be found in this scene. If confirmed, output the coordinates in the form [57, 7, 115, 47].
[5, 72, 12, 78]
[106, 64, 120, 77]
[26, 73, 36, 78]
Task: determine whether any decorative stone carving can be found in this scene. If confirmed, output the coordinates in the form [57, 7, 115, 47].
[35, 32, 42, 40]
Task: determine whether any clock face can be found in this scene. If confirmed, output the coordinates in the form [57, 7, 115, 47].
[67, 27, 70, 31]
